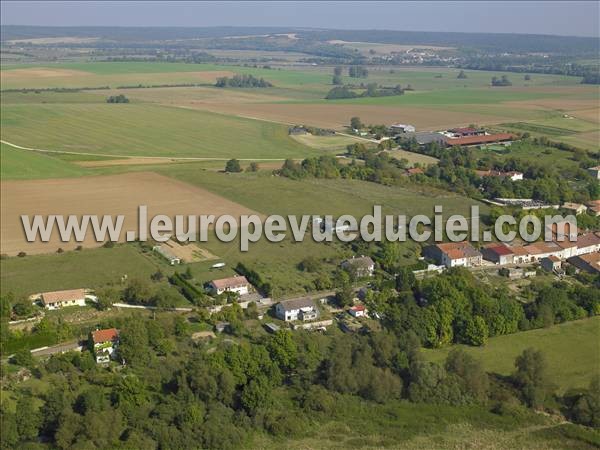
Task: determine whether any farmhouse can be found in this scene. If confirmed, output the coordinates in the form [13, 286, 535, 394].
[568, 252, 600, 274]
[424, 242, 482, 268]
[481, 243, 514, 265]
[389, 123, 416, 134]
[445, 133, 514, 147]
[275, 297, 318, 322]
[540, 256, 562, 272]
[561, 202, 588, 215]
[447, 127, 485, 137]
[341, 256, 375, 277]
[475, 170, 523, 181]
[587, 166, 600, 180]
[208, 275, 251, 296]
[348, 305, 367, 318]
[152, 245, 181, 265]
[402, 131, 447, 146]
[40, 288, 86, 310]
[91, 328, 119, 364]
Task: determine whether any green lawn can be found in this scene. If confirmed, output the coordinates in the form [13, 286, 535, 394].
[0, 102, 318, 159]
[0, 245, 160, 297]
[0, 143, 91, 179]
[422, 316, 600, 392]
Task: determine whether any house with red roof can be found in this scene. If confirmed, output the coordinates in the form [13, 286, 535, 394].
[91, 328, 120, 364]
[481, 243, 515, 265]
[348, 305, 367, 318]
[424, 242, 482, 268]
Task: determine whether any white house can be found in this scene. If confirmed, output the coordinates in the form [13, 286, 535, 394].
[389, 123, 416, 134]
[424, 242, 482, 268]
[588, 166, 600, 180]
[562, 202, 588, 216]
[40, 289, 87, 310]
[341, 256, 375, 277]
[275, 298, 318, 322]
[91, 328, 119, 364]
[152, 245, 181, 265]
[348, 305, 367, 318]
[208, 276, 250, 296]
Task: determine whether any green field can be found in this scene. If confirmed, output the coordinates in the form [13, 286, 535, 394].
[0, 245, 160, 297]
[422, 317, 600, 392]
[0, 143, 91, 179]
[0, 102, 318, 159]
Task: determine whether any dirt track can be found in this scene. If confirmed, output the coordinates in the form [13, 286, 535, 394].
[1, 172, 261, 255]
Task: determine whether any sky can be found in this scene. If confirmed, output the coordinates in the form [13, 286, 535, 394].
[1, 1, 598, 38]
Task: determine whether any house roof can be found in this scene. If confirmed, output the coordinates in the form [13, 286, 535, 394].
[91, 328, 119, 344]
[351, 305, 366, 312]
[41, 288, 85, 305]
[436, 242, 481, 259]
[544, 255, 561, 262]
[343, 256, 375, 268]
[445, 133, 514, 146]
[449, 127, 481, 134]
[510, 245, 530, 256]
[407, 167, 424, 175]
[277, 297, 316, 312]
[569, 252, 600, 273]
[484, 243, 514, 256]
[576, 232, 600, 249]
[210, 275, 249, 290]
[562, 202, 587, 210]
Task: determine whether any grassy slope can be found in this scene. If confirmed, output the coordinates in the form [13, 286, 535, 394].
[422, 316, 600, 391]
[0, 143, 90, 179]
[0, 245, 160, 296]
[0, 102, 318, 159]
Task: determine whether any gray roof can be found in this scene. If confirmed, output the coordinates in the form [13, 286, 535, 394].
[342, 256, 375, 268]
[404, 132, 446, 145]
[277, 297, 316, 312]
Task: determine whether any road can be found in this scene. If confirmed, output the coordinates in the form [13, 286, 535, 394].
[113, 303, 193, 312]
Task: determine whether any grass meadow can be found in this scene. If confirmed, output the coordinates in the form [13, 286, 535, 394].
[0, 143, 91, 179]
[422, 316, 600, 392]
[0, 245, 160, 297]
[0, 102, 319, 159]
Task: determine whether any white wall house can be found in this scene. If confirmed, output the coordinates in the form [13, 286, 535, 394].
[91, 328, 119, 364]
[275, 298, 318, 322]
[208, 276, 250, 296]
[40, 289, 87, 310]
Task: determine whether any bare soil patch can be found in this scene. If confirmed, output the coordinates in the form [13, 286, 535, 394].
[163, 239, 217, 263]
[195, 103, 515, 131]
[1, 172, 260, 255]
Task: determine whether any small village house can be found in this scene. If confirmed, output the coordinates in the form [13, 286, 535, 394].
[389, 123, 416, 134]
[568, 253, 600, 274]
[341, 256, 376, 277]
[348, 305, 367, 318]
[208, 275, 251, 296]
[275, 297, 318, 322]
[540, 256, 562, 272]
[561, 202, 588, 215]
[588, 166, 600, 180]
[424, 242, 482, 268]
[40, 288, 87, 310]
[91, 328, 119, 364]
[481, 243, 515, 265]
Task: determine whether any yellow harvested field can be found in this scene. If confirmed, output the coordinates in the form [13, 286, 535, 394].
[193, 102, 517, 131]
[0, 172, 260, 255]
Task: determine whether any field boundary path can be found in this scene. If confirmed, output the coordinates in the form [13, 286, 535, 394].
[0, 139, 289, 162]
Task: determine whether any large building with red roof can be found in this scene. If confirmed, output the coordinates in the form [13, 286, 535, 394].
[445, 133, 514, 147]
[424, 242, 482, 268]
